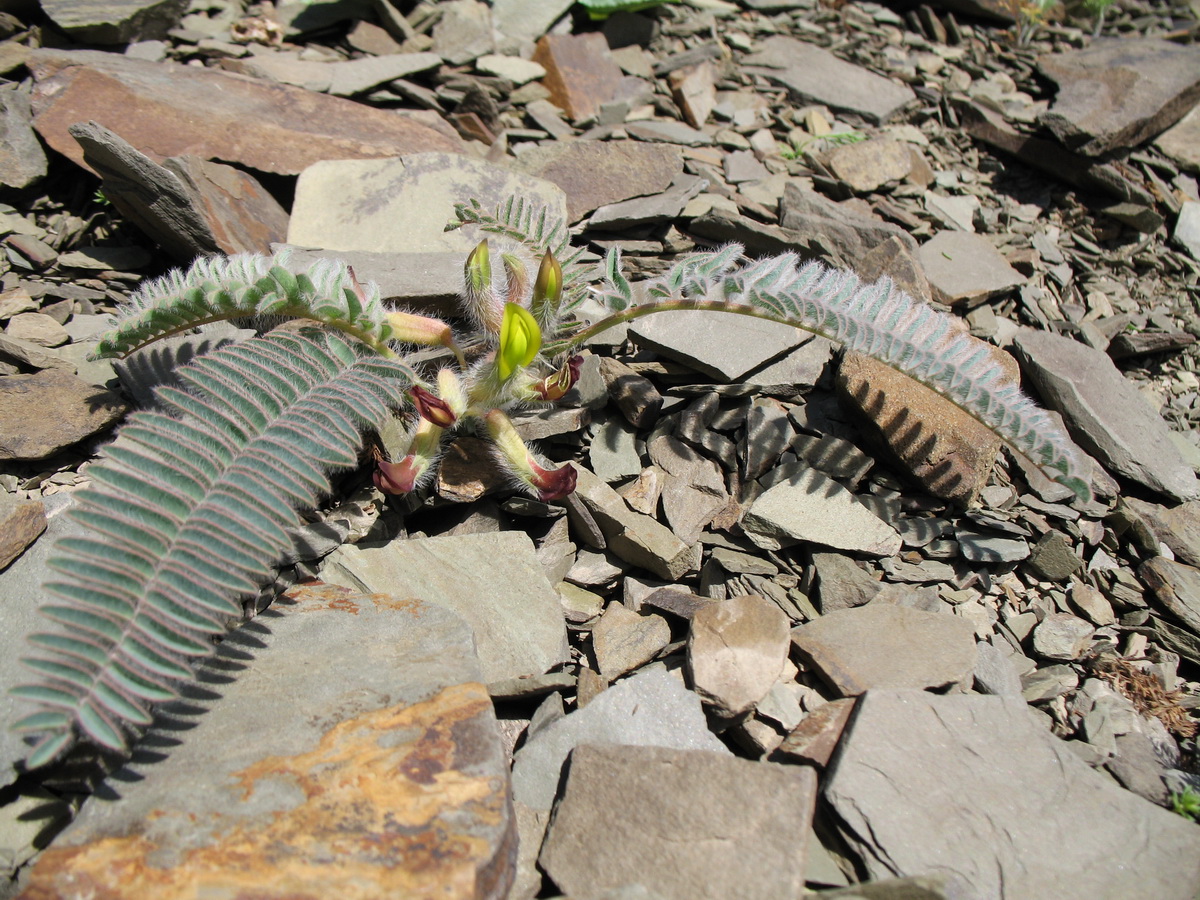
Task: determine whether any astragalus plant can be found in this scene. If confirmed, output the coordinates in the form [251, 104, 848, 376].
[10, 197, 1089, 768]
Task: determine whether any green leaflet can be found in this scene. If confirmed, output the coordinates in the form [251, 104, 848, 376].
[12, 328, 413, 766]
[93, 252, 395, 359]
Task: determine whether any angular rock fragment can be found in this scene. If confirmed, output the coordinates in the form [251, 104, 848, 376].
[533, 33, 623, 121]
[28, 49, 462, 177]
[1013, 329, 1200, 502]
[511, 141, 682, 224]
[539, 744, 816, 900]
[743, 36, 915, 124]
[20, 583, 517, 900]
[0, 86, 47, 190]
[792, 605, 977, 696]
[779, 183, 919, 267]
[917, 231, 1024, 306]
[511, 667, 729, 810]
[572, 467, 694, 580]
[1037, 38, 1200, 157]
[774, 697, 856, 767]
[629, 309, 808, 383]
[742, 466, 902, 557]
[288, 152, 566, 254]
[824, 690, 1200, 898]
[824, 138, 914, 193]
[687, 593, 791, 718]
[0, 494, 45, 572]
[71, 121, 288, 261]
[0, 370, 126, 461]
[319, 531, 569, 683]
[40, 0, 186, 44]
[592, 603, 672, 680]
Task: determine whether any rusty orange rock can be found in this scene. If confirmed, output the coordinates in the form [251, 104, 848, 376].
[20, 584, 514, 900]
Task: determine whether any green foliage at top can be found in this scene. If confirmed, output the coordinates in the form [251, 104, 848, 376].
[577, 0, 680, 20]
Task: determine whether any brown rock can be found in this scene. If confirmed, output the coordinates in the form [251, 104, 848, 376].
[688, 593, 792, 718]
[1025, 531, 1082, 582]
[19, 583, 516, 900]
[1140, 556, 1200, 636]
[0, 494, 46, 571]
[0, 370, 127, 461]
[598, 356, 663, 429]
[773, 698, 856, 767]
[70, 121, 287, 261]
[511, 140, 683, 224]
[824, 138, 914, 193]
[1124, 497, 1200, 568]
[592, 603, 672, 680]
[28, 49, 462, 177]
[669, 62, 717, 129]
[1038, 38, 1200, 157]
[836, 332, 1019, 506]
[791, 604, 978, 697]
[437, 435, 511, 503]
[532, 33, 623, 121]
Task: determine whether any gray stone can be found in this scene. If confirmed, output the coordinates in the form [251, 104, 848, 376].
[589, 174, 706, 229]
[648, 435, 728, 546]
[558, 582, 605, 625]
[289, 152, 567, 254]
[629, 309, 808, 383]
[825, 138, 914, 193]
[744, 336, 834, 393]
[1123, 497, 1200, 568]
[824, 690, 1200, 899]
[810, 552, 883, 614]
[687, 593, 792, 718]
[592, 603, 672, 680]
[0, 785, 70, 879]
[956, 530, 1030, 563]
[539, 744, 816, 900]
[779, 183, 919, 268]
[20, 583, 516, 898]
[625, 120, 715, 146]
[40, 0, 186, 44]
[742, 466, 902, 557]
[812, 875, 959, 899]
[1156, 104, 1200, 174]
[319, 531, 569, 683]
[1173, 201, 1200, 262]
[1021, 664, 1079, 702]
[0, 86, 47, 190]
[511, 667, 730, 810]
[491, 0, 574, 54]
[512, 140, 682, 224]
[0, 369, 126, 461]
[599, 356, 663, 429]
[787, 433, 874, 485]
[792, 605, 977, 697]
[972, 641, 1024, 698]
[724, 150, 771, 184]
[1013, 328, 1200, 502]
[430, 0, 494, 65]
[918, 231, 1024, 306]
[0, 494, 80, 776]
[1031, 613, 1095, 660]
[588, 415, 644, 484]
[743, 36, 915, 124]
[1139, 556, 1200, 637]
[742, 397, 793, 482]
[1107, 731, 1169, 804]
[4, 313, 67, 348]
[1037, 38, 1200, 157]
[572, 466, 695, 581]
[1068, 583, 1117, 626]
[475, 54, 546, 86]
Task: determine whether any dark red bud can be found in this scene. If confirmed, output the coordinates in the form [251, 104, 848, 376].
[410, 385, 457, 428]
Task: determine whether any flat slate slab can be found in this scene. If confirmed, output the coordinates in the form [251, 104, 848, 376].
[628, 308, 809, 383]
[1012, 328, 1200, 502]
[510, 667, 729, 810]
[288, 152, 567, 254]
[19, 584, 517, 900]
[1037, 38, 1200, 157]
[743, 36, 915, 124]
[539, 744, 817, 900]
[27, 49, 462, 177]
[320, 530, 569, 683]
[824, 690, 1200, 899]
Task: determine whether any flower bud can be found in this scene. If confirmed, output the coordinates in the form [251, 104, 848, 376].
[484, 409, 577, 501]
[409, 385, 457, 428]
[463, 239, 503, 335]
[530, 250, 563, 326]
[497, 301, 541, 381]
[531, 355, 583, 402]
